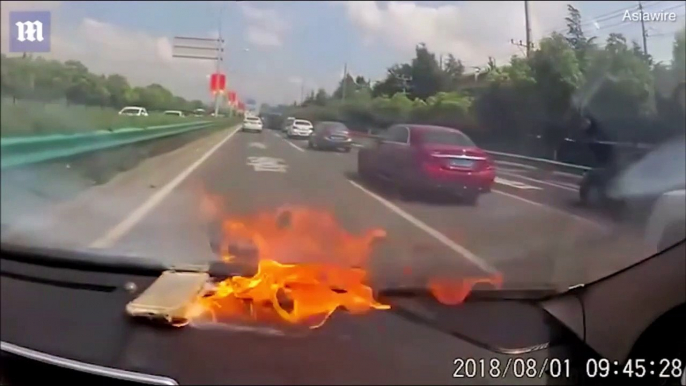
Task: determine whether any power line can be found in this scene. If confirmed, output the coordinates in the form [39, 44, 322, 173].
[639, 1, 649, 55]
[592, 3, 684, 33]
[540, 1, 665, 37]
[461, 1, 683, 79]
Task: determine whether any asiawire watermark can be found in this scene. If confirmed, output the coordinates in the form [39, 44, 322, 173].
[622, 9, 679, 23]
[9, 11, 51, 53]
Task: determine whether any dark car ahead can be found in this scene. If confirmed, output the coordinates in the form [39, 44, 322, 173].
[357, 124, 495, 205]
[261, 113, 283, 130]
[307, 121, 353, 152]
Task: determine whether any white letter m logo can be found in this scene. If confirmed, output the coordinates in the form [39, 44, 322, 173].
[15, 21, 44, 42]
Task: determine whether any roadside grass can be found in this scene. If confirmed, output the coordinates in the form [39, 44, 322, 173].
[1, 99, 216, 137]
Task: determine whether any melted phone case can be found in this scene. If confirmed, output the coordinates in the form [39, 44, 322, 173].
[126, 270, 210, 327]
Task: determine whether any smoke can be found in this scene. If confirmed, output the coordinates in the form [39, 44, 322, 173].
[608, 134, 686, 199]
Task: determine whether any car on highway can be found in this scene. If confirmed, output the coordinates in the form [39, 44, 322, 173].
[357, 124, 495, 205]
[260, 113, 282, 130]
[287, 119, 314, 139]
[241, 116, 263, 133]
[282, 117, 295, 133]
[163, 110, 184, 117]
[118, 106, 148, 117]
[307, 121, 353, 152]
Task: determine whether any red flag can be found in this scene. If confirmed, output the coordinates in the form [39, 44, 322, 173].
[210, 73, 226, 94]
[228, 91, 237, 103]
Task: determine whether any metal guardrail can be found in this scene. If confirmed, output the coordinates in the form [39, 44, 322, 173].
[348, 130, 592, 174]
[484, 150, 592, 173]
[0, 120, 231, 169]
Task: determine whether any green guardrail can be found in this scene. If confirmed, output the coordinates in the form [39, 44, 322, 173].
[1, 120, 236, 169]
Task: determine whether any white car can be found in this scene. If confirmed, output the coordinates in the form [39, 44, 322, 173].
[118, 106, 148, 117]
[241, 116, 263, 132]
[282, 117, 295, 133]
[287, 119, 314, 139]
[163, 110, 184, 117]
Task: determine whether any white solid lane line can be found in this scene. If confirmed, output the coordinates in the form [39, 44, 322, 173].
[348, 179, 499, 274]
[89, 126, 242, 249]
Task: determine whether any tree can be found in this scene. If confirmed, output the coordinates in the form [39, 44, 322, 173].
[564, 4, 597, 72]
[314, 88, 328, 106]
[530, 32, 583, 119]
[372, 63, 412, 97]
[354, 76, 369, 87]
[410, 43, 449, 100]
[1, 55, 201, 111]
[301, 90, 316, 106]
[442, 54, 465, 90]
[333, 74, 360, 99]
[582, 32, 654, 129]
[104, 74, 130, 108]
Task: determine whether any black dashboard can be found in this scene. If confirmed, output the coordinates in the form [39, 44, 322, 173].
[0, 243, 677, 385]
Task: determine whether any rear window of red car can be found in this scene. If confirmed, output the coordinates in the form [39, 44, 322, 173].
[420, 130, 475, 147]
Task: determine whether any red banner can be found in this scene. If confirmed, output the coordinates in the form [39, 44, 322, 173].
[210, 73, 226, 94]
[237, 101, 245, 111]
[228, 91, 237, 104]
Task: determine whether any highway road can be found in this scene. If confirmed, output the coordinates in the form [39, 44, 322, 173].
[1, 125, 653, 291]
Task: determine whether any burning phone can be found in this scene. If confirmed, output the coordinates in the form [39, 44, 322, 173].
[126, 270, 210, 327]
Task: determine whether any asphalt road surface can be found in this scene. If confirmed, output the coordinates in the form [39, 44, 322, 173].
[1, 125, 652, 290]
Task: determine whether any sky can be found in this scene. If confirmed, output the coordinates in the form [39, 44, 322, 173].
[2, 1, 684, 106]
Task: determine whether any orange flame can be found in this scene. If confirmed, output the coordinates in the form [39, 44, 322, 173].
[194, 191, 503, 329]
[428, 275, 504, 305]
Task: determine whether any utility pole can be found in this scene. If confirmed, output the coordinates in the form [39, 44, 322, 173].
[172, 4, 225, 117]
[638, 1, 649, 56]
[341, 63, 348, 101]
[510, 39, 533, 56]
[396, 74, 412, 95]
[524, 0, 532, 58]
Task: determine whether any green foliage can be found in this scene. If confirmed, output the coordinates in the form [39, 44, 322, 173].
[0, 54, 216, 136]
[286, 4, 684, 154]
[1, 98, 214, 137]
[1, 55, 208, 112]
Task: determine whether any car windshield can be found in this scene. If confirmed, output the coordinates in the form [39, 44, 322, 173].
[1, 1, 685, 332]
[421, 130, 475, 147]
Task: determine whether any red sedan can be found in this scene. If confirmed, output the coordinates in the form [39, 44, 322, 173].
[357, 124, 495, 205]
